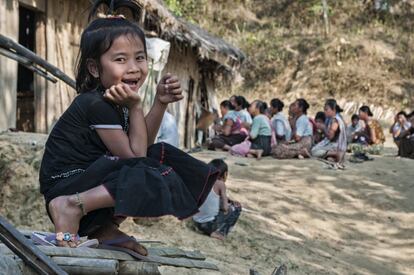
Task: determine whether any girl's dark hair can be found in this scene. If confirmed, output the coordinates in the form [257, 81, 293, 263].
[234, 96, 243, 108]
[76, 0, 146, 93]
[315, 111, 326, 122]
[325, 99, 343, 114]
[254, 100, 268, 114]
[270, 98, 284, 111]
[396, 111, 407, 118]
[220, 100, 233, 110]
[239, 96, 250, 109]
[296, 98, 310, 114]
[351, 114, 359, 121]
[359, 105, 373, 117]
[209, 159, 228, 179]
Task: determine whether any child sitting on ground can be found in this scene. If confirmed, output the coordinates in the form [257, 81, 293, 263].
[193, 159, 242, 241]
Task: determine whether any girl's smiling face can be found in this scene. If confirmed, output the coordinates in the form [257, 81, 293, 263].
[97, 35, 148, 92]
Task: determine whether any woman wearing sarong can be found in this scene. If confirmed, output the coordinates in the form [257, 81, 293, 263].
[208, 100, 247, 150]
[351, 106, 386, 155]
[272, 99, 313, 159]
[311, 99, 347, 163]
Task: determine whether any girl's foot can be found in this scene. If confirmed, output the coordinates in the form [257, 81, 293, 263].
[48, 195, 83, 248]
[210, 231, 225, 241]
[90, 223, 148, 256]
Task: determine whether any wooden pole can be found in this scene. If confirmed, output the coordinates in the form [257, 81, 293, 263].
[0, 48, 57, 83]
[0, 34, 76, 89]
[52, 257, 118, 275]
[0, 216, 67, 275]
[321, 0, 330, 38]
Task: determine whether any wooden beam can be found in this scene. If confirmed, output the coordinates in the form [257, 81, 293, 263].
[0, 216, 67, 275]
[119, 261, 161, 275]
[52, 257, 118, 275]
[0, 47, 57, 83]
[19, 0, 46, 13]
[0, 34, 76, 89]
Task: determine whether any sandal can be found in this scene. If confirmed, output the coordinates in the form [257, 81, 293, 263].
[31, 231, 99, 248]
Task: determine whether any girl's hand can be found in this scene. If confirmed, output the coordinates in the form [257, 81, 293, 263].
[104, 83, 142, 109]
[156, 73, 184, 105]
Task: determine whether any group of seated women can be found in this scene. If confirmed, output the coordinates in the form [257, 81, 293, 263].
[207, 95, 400, 163]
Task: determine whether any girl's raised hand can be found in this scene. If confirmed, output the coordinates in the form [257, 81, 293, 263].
[156, 73, 184, 105]
[104, 83, 142, 109]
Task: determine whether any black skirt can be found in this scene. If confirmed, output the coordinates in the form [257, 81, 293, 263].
[251, 135, 272, 156]
[43, 143, 219, 236]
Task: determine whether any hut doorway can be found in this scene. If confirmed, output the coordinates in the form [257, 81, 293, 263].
[16, 6, 36, 132]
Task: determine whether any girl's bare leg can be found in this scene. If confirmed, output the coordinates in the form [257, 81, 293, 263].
[48, 185, 113, 247]
[48, 185, 147, 255]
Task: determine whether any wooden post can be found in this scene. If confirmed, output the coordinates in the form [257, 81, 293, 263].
[321, 0, 330, 38]
[119, 261, 161, 275]
[0, 216, 67, 275]
[51, 257, 118, 275]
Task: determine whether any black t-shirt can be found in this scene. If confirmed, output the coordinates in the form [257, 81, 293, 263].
[39, 89, 129, 194]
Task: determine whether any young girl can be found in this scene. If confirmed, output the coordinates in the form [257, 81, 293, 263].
[39, 0, 218, 256]
[192, 159, 242, 241]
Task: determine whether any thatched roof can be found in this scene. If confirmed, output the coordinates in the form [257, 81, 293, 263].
[138, 0, 245, 72]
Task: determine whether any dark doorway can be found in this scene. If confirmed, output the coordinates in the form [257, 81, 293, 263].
[16, 6, 36, 132]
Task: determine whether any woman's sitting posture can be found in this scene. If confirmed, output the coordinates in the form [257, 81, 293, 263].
[233, 95, 253, 129]
[272, 99, 313, 159]
[269, 98, 292, 143]
[351, 106, 385, 155]
[398, 112, 414, 159]
[311, 99, 347, 163]
[208, 100, 247, 151]
[193, 159, 242, 241]
[390, 111, 412, 154]
[243, 100, 273, 159]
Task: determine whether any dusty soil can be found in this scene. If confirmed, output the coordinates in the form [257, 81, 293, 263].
[0, 132, 413, 274]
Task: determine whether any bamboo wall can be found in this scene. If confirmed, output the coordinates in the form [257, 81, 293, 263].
[0, 0, 19, 131]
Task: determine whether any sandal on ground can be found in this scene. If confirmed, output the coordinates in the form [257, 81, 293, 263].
[31, 231, 99, 248]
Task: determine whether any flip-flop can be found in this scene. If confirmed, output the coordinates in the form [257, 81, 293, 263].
[31, 232, 99, 248]
[97, 236, 151, 261]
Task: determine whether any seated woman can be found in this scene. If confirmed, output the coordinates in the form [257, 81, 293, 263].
[246, 100, 273, 159]
[272, 99, 313, 159]
[390, 111, 412, 153]
[352, 106, 385, 154]
[399, 112, 414, 159]
[313, 111, 326, 144]
[269, 98, 292, 143]
[208, 100, 247, 151]
[193, 159, 242, 241]
[311, 99, 347, 163]
[234, 96, 253, 128]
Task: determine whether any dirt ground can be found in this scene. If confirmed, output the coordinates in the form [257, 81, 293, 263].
[0, 132, 413, 275]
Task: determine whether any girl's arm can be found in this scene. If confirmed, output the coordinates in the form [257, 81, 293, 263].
[97, 84, 147, 158]
[146, 74, 183, 145]
[217, 181, 229, 213]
